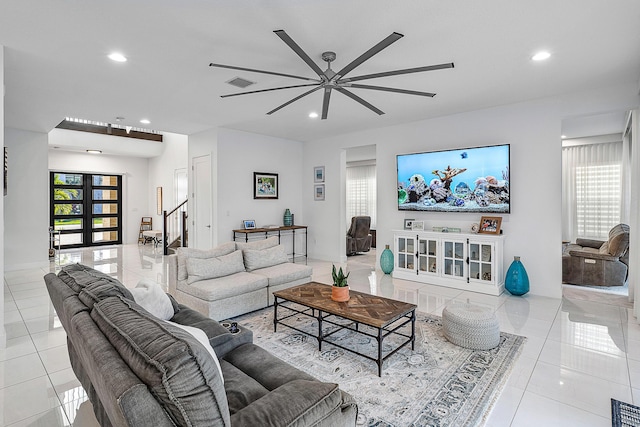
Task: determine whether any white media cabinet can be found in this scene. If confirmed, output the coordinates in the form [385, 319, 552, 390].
[393, 230, 506, 296]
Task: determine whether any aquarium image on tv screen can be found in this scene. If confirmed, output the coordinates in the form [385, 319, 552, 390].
[397, 144, 510, 213]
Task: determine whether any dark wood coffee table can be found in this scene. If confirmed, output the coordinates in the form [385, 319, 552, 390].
[273, 282, 416, 376]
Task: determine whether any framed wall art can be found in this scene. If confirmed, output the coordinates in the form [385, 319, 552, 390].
[243, 219, 256, 229]
[254, 172, 278, 199]
[314, 184, 325, 201]
[314, 166, 325, 183]
[411, 220, 425, 231]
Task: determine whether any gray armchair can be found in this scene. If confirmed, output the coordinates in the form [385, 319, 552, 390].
[346, 216, 372, 256]
[562, 223, 630, 287]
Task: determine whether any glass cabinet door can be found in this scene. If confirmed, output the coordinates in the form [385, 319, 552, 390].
[396, 235, 416, 271]
[418, 238, 438, 275]
[442, 240, 465, 278]
[469, 242, 494, 282]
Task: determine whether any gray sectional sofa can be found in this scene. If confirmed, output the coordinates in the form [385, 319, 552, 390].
[44, 263, 357, 427]
[168, 237, 312, 320]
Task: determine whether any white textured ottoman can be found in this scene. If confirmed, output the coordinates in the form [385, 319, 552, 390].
[442, 303, 500, 350]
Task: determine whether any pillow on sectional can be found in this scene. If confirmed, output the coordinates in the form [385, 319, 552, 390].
[177, 242, 237, 281]
[235, 236, 279, 252]
[242, 244, 289, 272]
[164, 320, 223, 383]
[130, 278, 175, 320]
[59, 263, 132, 295]
[186, 250, 245, 285]
[78, 280, 135, 309]
[91, 296, 230, 426]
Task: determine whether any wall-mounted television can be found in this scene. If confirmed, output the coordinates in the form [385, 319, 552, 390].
[397, 144, 510, 213]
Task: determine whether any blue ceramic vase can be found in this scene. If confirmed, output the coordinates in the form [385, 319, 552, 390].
[380, 245, 394, 274]
[505, 256, 529, 296]
[283, 209, 293, 226]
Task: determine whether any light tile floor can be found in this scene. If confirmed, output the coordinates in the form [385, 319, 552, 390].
[2, 244, 635, 426]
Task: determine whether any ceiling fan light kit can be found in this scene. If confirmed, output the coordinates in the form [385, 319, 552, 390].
[210, 30, 454, 119]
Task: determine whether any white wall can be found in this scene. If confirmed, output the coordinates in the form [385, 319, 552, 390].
[217, 129, 305, 251]
[48, 150, 149, 244]
[1, 45, 6, 346]
[303, 82, 639, 299]
[147, 132, 188, 228]
[4, 129, 49, 270]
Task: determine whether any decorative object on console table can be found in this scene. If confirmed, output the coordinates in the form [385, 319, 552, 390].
[505, 256, 529, 296]
[331, 265, 350, 302]
[254, 172, 278, 199]
[380, 245, 394, 274]
[479, 216, 502, 234]
[471, 223, 479, 233]
[283, 208, 293, 226]
[243, 219, 256, 229]
[411, 220, 424, 231]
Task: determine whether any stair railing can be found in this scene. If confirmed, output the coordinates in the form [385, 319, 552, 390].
[163, 199, 188, 255]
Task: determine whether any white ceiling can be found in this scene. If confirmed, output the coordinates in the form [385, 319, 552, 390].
[2, 0, 639, 142]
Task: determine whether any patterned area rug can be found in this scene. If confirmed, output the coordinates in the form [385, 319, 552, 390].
[233, 307, 526, 427]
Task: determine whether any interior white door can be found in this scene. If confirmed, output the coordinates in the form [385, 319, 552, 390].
[193, 155, 212, 249]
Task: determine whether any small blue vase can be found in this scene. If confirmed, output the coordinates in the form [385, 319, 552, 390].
[380, 245, 394, 274]
[283, 209, 293, 226]
[505, 256, 529, 296]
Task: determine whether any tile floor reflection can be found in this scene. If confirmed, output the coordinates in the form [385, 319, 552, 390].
[2, 244, 634, 426]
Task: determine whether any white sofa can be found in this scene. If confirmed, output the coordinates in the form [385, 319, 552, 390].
[168, 237, 312, 320]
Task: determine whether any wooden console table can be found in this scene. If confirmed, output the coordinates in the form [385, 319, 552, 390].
[232, 225, 308, 263]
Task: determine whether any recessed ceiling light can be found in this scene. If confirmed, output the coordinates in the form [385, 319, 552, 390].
[86, 149, 102, 154]
[561, 135, 567, 139]
[140, 119, 150, 124]
[108, 53, 127, 62]
[308, 112, 319, 119]
[531, 51, 551, 61]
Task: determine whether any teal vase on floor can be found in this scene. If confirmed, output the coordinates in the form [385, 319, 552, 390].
[283, 209, 293, 226]
[380, 245, 394, 274]
[505, 256, 529, 296]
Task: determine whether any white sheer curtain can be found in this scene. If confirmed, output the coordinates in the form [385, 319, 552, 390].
[346, 164, 377, 228]
[562, 141, 623, 242]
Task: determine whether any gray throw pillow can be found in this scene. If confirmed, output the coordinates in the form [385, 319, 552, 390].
[186, 250, 245, 284]
[242, 245, 289, 272]
[236, 236, 279, 251]
[176, 242, 237, 281]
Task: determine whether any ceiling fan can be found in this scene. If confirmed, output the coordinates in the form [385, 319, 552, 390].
[210, 30, 454, 119]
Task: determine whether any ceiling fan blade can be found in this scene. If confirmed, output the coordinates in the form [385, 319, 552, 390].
[266, 85, 324, 115]
[340, 62, 454, 83]
[321, 87, 332, 119]
[334, 87, 384, 115]
[221, 83, 320, 98]
[273, 30, 326, 79]
[335, 32, 404, 79]
[209, 63, 320, 82]
[348, 83, 435, 97]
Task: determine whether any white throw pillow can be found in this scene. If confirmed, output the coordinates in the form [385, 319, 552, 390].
[186, 250, 246, 284]
[176, 242, 237, 281]
[242, 244, 289, 272]
[164, 320, 224, 383]
[130, 278, 175, 320]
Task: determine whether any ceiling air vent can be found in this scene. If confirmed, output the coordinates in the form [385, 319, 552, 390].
[226, 77, 255, 89]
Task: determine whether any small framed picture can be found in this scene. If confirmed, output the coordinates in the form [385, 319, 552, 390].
[243, 220, 256, 230]
[254, 172, 278, 199]
[411, 221, 425, 231]
[404, 219, 414, 230]
[314, 184, 325, 201]
[479, 216, 502, 234]
[314, 166, 325, 183]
